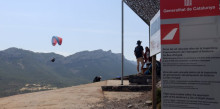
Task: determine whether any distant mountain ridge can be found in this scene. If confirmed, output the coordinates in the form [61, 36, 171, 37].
[0, 47, 137, 97]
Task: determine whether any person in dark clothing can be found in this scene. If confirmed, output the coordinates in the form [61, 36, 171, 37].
[144, 61, 161, 78]
[93, 76, 102, 82]
[134, 40, 144, 74]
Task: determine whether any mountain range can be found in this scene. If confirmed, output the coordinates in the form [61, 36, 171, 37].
[0, 47, 137, 97]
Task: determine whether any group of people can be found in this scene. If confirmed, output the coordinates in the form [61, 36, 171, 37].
[92, 40, 157, 83]
[134, 40, 152, 75]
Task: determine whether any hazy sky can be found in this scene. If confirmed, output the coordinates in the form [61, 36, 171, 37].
[0, 0, 152, 61]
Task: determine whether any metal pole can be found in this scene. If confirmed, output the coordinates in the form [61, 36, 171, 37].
[121, 0, 124, 85]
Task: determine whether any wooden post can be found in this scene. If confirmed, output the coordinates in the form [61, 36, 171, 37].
[149, 21, 157, 109]
[152, 55, 157, 109]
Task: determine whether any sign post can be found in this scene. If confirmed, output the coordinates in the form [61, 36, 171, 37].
[150, 10, 161, 109]
[161, 0, 220, 109]
[152, 55, 157, 109]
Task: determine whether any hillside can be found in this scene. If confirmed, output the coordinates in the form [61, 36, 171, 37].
[0, 47, 137, 97]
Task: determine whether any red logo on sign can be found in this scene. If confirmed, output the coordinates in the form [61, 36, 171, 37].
[160, 0, 220, 19]
[161, 24, 180, 45]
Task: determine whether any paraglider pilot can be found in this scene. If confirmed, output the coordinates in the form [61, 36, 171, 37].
[51, 57, 55, 62]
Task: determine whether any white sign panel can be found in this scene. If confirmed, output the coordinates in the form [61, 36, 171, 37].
[161, 0, 220, 109]
[150, 11, 161, 56]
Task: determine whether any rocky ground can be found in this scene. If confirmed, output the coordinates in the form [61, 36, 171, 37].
[91, 91, 152, 109]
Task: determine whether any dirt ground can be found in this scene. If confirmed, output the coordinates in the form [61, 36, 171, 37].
[0, 80, 153, 109]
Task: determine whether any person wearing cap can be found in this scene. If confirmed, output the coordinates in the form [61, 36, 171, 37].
[134, 40, 144, 74]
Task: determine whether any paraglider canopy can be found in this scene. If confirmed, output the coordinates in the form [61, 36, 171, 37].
[52, 36, 62, 46]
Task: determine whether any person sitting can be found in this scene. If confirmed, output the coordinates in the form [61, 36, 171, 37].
[93, 76, 102, 82]
[144, 61, 161, 78]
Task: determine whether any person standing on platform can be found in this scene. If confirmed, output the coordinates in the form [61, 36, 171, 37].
[134, 40, 144, 74]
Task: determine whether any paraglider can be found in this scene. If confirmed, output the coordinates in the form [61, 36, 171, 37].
[52, 36, 62, 46]
[51, 36, 62, 62]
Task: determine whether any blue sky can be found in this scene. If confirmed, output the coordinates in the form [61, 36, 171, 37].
[0, 0, 151, 61]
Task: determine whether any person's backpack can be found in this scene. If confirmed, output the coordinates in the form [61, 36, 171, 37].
[135, 46, 143, 58]
[135, 46, 141, 54]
